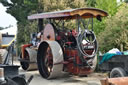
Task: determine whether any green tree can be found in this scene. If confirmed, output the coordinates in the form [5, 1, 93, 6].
[0, 27, 5, 30]
[85, 0, 96, 7]
[0, 25, 13, 30]
[42, 0, 86, 12]
[124, 0, 128, 3]
[96, 0, 118, 16]
[93, 0, 119, 35]
[98, 3, 128, 52]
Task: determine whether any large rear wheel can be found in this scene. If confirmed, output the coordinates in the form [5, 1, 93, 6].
[37, 41, 64, 79]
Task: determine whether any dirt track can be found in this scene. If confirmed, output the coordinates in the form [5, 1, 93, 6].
[14, 61, 107, 85]
[20, 69, 107, 85]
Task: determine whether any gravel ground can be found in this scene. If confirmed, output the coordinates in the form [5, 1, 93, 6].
[14, 61, 107, 85]
[23, 70, 103, 85]
[20, 68, 107, 85]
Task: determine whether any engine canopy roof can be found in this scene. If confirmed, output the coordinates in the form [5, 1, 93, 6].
[28, 8, 108, 20]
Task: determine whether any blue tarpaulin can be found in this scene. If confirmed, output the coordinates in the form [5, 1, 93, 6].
[99, 53, 117, 64]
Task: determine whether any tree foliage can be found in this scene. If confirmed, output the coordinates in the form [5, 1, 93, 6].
[96, 0, 118, 16]
[0, 27, 5, 30]
[1, 0, 38, 23]
[42, 0, 86, 12]
[93, 0, 119, 35]
[98, 3, 128, 52]
[85, 0, 96, 7]
[124, 0, 128, 3]
[0, 25, 13, 30]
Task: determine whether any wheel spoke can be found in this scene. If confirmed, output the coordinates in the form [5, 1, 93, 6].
[44, 46, 53, 74]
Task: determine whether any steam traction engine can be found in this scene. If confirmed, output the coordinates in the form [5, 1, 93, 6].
[19, 8, 108, 79]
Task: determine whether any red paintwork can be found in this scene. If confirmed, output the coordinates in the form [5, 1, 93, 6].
[71, 29, 77, 36]
[56, 36, 61, 40]
[21, 44, 32, 59]
[66, 42, 73, 45]
[65, 49, 93, 75]
[54, 29, 94, 75]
